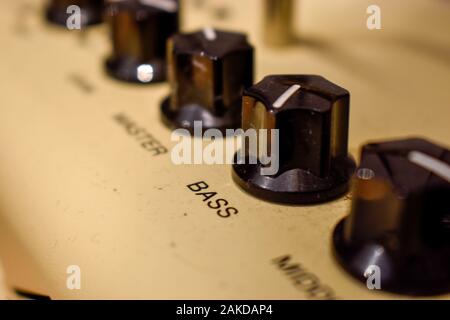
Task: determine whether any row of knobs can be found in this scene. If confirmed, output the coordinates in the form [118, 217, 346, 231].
[46, 0, 296, 46]
[45, 0, 450, 296]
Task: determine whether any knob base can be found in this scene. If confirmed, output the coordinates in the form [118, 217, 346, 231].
[46, 6, 103, 27]
[105, 57, 166, 84]
[160, 97, 241, 134]
[333, 219, 450, 296]
[232, 155, 356, 204]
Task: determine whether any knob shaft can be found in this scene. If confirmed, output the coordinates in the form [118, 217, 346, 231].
[232, 75, 355, 204]
[46, 0, 104, 27]
[105, 0, 179, 84]
[263, 0, 295, 46]
[160, 28, 254, 133]
[333, 138, 450, 295]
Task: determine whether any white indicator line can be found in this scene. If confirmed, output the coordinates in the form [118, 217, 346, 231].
[139, 0, 178, 12]
[273, 84, 301, 109]
[203, 27, 217, 41]
[408, 151, 450, 183]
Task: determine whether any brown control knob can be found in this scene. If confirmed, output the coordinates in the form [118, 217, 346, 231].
[105, 0, 179, 84]
[160, 28, 254, 133]
[232, 75, 356, 204]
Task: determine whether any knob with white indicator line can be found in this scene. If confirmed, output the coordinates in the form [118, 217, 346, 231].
[104, 0, 179, 84]
[232, 75, 356, 204]
[160, 28, 254, 133]
[333, 138, 450, 296]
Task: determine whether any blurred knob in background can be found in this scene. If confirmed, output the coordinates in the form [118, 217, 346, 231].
[105, 0, 179, 84]
[263, 0, 296, 46]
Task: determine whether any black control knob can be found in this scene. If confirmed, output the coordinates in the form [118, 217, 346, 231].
[333, 138, 450, 295]
[46, 0, 104, 27]
[232, 75, 356, 204]
[105, 0, 179, 84]
[160, 28, 254, 133]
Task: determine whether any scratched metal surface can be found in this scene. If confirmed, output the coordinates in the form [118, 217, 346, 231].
[0, 0, 449, 299]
